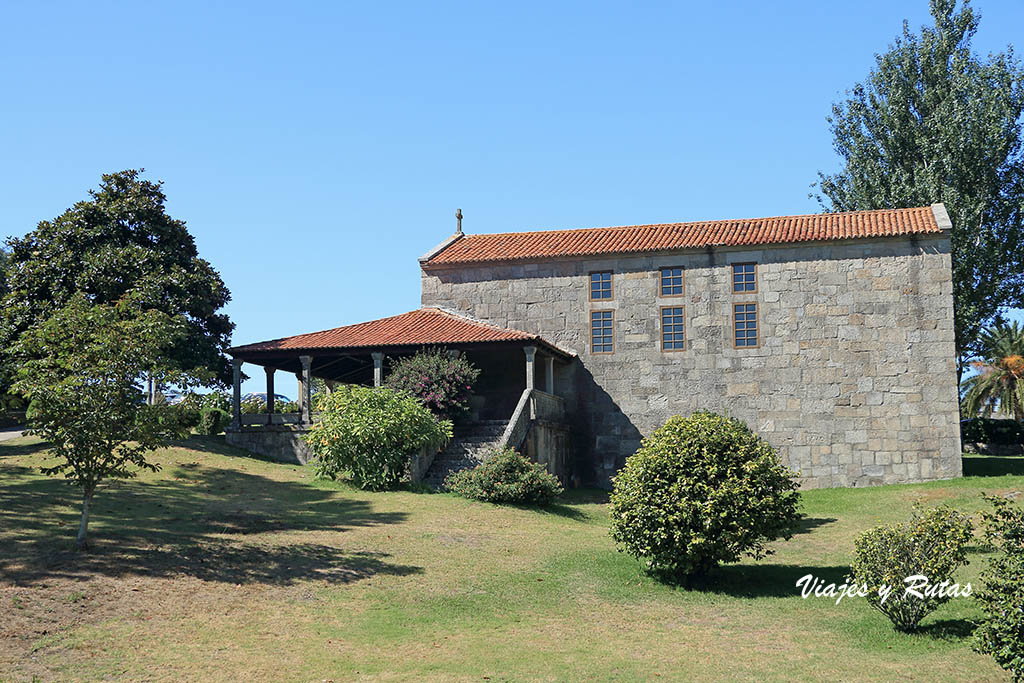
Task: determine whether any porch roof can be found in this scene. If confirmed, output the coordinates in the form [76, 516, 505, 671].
[228, 307, 574, 361]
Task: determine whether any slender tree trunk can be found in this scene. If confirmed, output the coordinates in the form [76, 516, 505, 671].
[77, 491, 93, 548]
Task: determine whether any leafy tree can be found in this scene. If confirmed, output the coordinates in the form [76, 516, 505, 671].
[815, 0, 1024, 378]
[305, 385, 452, 490]
[0, 246, 9, 299]
[0, 247, 17, 412]
[961, 320, 1024, 419]
[974, 494, 1024, 681]
[11, 293, 201, 547]
[609, 412, 801, 582]
[1, 169, 234, 390]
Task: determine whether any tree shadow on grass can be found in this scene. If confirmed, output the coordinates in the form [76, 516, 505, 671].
[0, 440, 46, 459]
[534, 502, 589, 521]
[0, 456, 417, 586]
[693, 563, 852, 599]
[963, 454, 1024, 477]
[794, 516, 838, 535]
[916, 618, 978, 641]
[560, 488, 610, 505]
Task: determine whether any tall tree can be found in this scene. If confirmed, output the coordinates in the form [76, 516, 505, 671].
[12, 293, 199, 546]
[0, 170, 234, 389]
[815, 0, 1024, 379]
[0, 246, 9, 299]
[960, 319, 1024, 419]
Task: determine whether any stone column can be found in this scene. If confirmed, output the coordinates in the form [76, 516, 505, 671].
[372, 352, 384, 387]
[231, 358, 243, 429]
[265, 367, 276, 414]
[545, 354, 554, 394]
[524, 345, 536, 391]
[299, 356, 313, 423]
[295, 372, 304, 413]
[448, 349, 462, 359]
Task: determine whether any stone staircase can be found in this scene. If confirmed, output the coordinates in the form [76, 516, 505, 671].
[423, 419, 507, 488]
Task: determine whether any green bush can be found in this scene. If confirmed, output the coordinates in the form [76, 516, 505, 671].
[385, 348, 481, 420]
[445, 447, 563, 505]
[171, 404, 201, 431]
[304, 385, 452, 490]
[198, 407, 229, 435]
[960, 417, 1024, 445]
[609, 411, 801, 580]
[849, 505, 974, 632]
[974, 495, 1024, 680]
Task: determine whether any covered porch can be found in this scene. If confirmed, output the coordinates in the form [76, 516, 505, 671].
[224, 307, 575, 481]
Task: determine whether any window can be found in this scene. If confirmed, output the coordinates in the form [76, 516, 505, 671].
[661, 306, 686, 351]
[591, 310, 614, 353]
[732, 263, 757, 293]
[660, 267, 684, 297]
[734, 303, 758, 347]
[590, 271, 613, 300]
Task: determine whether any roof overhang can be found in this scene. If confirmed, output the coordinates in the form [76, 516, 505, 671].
[228, 307, 575, 365]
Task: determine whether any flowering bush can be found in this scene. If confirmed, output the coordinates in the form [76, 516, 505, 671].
[848, 505, 973, 632]
[304, 385, 452, 490]
[385, 348, 480, 420]
[445, 447, 563, 505]
[609, 411, 801, 581]
[974, 495, 1024, 680]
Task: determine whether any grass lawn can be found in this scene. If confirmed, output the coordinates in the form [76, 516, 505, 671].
[1, 437, 1021, 682]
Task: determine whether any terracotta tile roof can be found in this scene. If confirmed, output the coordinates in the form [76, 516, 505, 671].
[229, 307, 570, 357]
[424, 205, 945, 267]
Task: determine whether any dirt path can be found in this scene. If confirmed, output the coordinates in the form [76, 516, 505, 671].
[0, 427, 25, 442]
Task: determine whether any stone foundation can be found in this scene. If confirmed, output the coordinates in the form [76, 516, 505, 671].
[226, 426, 314, 464]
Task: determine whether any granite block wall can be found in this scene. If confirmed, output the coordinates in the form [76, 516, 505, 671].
[421, 234, 961, 489]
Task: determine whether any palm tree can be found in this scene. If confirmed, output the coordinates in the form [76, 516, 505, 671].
[961, 321, 1024, 420]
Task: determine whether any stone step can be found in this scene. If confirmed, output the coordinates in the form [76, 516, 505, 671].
[454, 430, 505, 440]
[425, 418, 511, 487]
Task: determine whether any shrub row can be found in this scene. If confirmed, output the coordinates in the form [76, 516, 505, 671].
[961, 417, 1024, 445]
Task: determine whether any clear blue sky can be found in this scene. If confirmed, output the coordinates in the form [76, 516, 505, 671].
[2, 1, 1022, 395]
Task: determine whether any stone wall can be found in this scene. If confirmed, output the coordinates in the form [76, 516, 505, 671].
[226, 426, 314, 464]
[421, 233, 962, 489]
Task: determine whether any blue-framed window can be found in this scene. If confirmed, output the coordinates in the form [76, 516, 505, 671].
[732, 263, 757, 292]
[734, 303, 758, 347]
[661, 306, 686, 351]
[660, 267, 684, 296]
[590, 271, 613, 300]
[591, 310, 614, 353]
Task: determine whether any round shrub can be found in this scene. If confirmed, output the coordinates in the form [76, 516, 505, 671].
[385, 348, 480, 420]
[198, 407, 228, 435]
[609, 411, 801, 580]
[305, 385, 452, 490]
[974, 495, 1024, 679]
[849, 505, 973, 632]
[445, 447, 563, 505]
